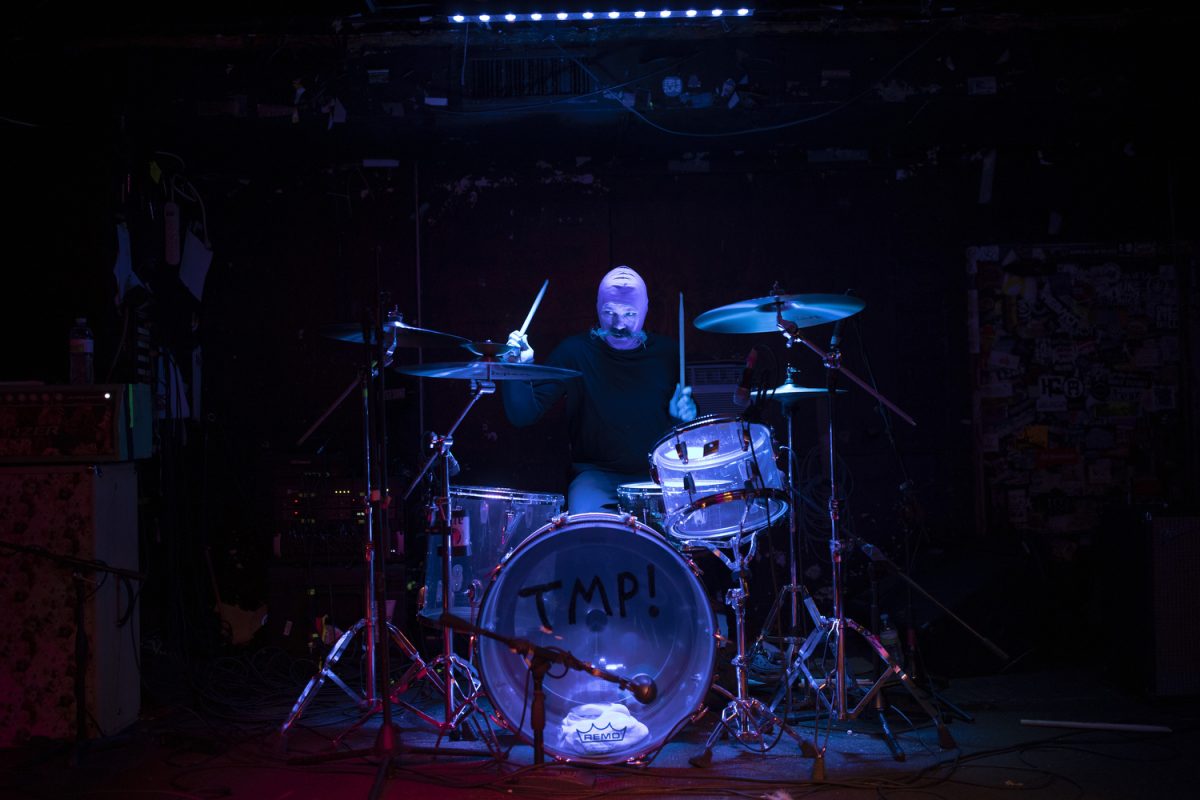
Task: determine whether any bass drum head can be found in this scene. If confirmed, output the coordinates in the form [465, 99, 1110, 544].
[477, 513, 716, 764]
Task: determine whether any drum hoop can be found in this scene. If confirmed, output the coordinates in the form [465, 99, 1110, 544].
[650, 413, 754, 449]
[618, 481, 663, 495]
[651, 417, 776, 468]
[475, 511, 718, 764]
[450, 485, 565, 504]
[664, 487, 791, 537]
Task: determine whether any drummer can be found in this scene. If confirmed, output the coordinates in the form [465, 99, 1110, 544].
[502, 266, 697, 512]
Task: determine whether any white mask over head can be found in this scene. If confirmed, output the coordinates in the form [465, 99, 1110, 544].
[595, 266, 649, 350]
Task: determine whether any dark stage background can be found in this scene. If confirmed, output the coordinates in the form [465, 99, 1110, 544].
[2, 2, 1198, 692]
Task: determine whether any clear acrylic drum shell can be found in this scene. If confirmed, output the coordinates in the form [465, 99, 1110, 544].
[476, 513, 717, 764]
[616, 481, 664, 531]
[420, 486, 564, 620]
[650, 416, 788, 540]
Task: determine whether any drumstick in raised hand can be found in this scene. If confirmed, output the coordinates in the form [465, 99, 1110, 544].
[678, 292, 686, 389]
[519, 279, 549, 338]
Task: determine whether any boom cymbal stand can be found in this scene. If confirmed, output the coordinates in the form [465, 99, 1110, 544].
[280, 309, 441, 749]
[766, 294, 957, 763]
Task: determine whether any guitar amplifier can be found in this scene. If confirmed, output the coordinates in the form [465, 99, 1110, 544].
[0, 462, 141, 746]
[0, 384, 152, 463]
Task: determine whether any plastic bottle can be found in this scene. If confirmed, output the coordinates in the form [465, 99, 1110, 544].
[68, 317, 95, 385]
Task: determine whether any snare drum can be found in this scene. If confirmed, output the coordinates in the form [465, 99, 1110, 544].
[650, 415, 789, 542]
[420, 486, 564, 620]
[476, 513, 716, 764]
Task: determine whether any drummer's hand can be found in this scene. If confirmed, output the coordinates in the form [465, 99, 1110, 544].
[506, 330, 534, 363]
[670, 383, 697, 422]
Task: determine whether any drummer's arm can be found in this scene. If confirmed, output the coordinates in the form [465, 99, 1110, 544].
[501, 379, 564, 426]
[500, 331, 566, 426]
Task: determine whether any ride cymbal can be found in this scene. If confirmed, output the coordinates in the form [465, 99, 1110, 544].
[694, 293, 865, 334]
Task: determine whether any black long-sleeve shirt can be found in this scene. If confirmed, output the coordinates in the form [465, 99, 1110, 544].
[501, 332, 680, 475]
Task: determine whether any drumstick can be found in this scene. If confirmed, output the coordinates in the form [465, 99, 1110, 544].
[678, 292, 686, 389]
[518, 279, 549, 338]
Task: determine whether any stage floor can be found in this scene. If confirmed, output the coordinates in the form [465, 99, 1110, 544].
[2, 650, 1196, 800]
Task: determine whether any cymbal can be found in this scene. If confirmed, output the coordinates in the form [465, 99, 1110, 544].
[694, 293, 865, 334]
[393, 360, 581, 382]
[463, 340, 517, 358]
[770, 382, 847, 403]
[321, 319, 469, 349]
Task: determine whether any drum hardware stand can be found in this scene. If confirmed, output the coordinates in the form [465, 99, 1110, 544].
[854, 535, 1004, 724]
[687, 526, 818, 767]
[281, 307, 436, 749]
[865, 560, 909, 761]
[437, 612, 657, 765]
[399, 379, 502, 748]
[748, 373, 816, 716]
[764, 288, 957, 753]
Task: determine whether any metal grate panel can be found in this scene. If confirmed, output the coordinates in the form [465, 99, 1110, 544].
[465, 56, 595, 98]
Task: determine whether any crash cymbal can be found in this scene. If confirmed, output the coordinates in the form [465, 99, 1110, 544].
[694, 293, 865, 334]
[393, 360, 581, 382]
[321, 319, 469, 349]
[463, 340, 517, 358]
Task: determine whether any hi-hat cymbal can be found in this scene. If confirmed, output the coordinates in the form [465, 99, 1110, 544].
[694, 293, 865, 334]
[321, 319, 469, 349]
[770, 382, 847, 403]
[463, 340, 517, 358]
[393, 360, 581, 382]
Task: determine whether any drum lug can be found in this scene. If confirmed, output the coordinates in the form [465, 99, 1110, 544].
[684, 555, 704, 578]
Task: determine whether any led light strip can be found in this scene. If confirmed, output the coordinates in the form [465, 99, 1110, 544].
[449, 9, 753, 23]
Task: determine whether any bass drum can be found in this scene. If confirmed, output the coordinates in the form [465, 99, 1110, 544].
[476, 513, 716, 764]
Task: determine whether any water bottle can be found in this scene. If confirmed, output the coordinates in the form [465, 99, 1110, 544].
[878, 613, 903, 669]
[68, 317, 95, 385]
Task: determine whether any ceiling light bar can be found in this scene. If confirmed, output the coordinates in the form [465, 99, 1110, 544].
[448, 8, 753, 23]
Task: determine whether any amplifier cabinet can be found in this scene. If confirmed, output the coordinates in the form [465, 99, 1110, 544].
[1150, 516, 1200, 696]
[0, 463, 141, 746]
[0, 384, 152, 463]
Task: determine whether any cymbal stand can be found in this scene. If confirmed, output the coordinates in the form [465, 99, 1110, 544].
[400, 379, 500, 747]
[281, 311, 435, 746]
[768, 295, 956, 752]
[855, 534, 1006, 721]
[688, 523, 817, 767]
[749, 377, 815, 714]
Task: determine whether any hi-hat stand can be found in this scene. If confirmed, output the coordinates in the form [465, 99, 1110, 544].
[280, 310, 440, 747]
[766, 288, 957, 755]
[688, 525, 818, 767]
[397, 378, 500, 747]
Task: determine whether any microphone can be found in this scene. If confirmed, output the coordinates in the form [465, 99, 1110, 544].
[857, 538, 887, 562]
[732, 347, 759, 409]
[628, 673, 658, 704]
[829, 318, 845, 349]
